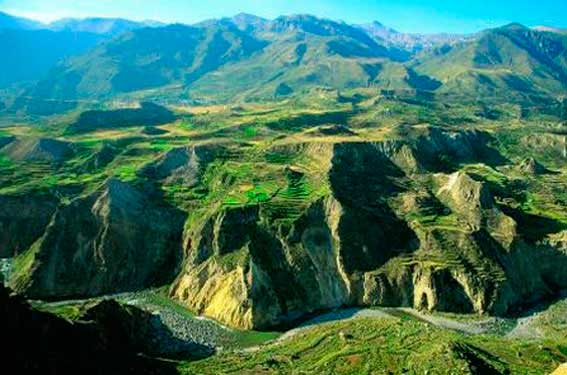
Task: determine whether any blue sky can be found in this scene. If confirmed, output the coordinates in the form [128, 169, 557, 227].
[0, 0, 565, 34]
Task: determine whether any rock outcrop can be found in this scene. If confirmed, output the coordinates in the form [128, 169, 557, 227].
[411, 127, 507, 171]
[517, 157, 550, 175]
[10, 179, 186, 298]
[140, 144, 223, 186]
[172, 199, 356, 329]
[80, 142, 119, 172]
[170, 130, 567, 329]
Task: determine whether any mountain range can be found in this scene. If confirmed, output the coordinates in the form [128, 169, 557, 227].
[1, 11, 566, 115]
[1, 8, 567, 374]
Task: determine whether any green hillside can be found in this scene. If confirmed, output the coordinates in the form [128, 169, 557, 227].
[5, 16, 567, 114]
[182, 318, 566, 374]
[17, 23, 267, 108]
[189, 15, 417, 102]
[414, 24, 567, 101]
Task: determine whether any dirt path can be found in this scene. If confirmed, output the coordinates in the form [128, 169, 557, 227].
[506, 292, 567, 339]
[239, 306, 503, 353]
[277, 308, 393, 343]
[397, 308, 499, 335]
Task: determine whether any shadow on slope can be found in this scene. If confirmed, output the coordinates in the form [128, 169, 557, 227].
[67, 102, 176, 134]
[0, 285, 196, 375]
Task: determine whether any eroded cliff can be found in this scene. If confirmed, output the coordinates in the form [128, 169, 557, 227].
[10, 179, 186, 298]
[169, 129, 567, 328]
[8, 127, 567, 330]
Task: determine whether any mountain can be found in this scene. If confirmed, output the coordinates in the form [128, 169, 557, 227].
[6, 14, 567, 111]
[230, 12, 269, 32]
[0, 11, 43, 30]
[10, 178, 186, 298]
[17, 22, 266, 107]
[189, 15, 417, 101]
[0, 12, 164, 90]
[49, 17, 163, 35]
[19, 14, 417, 106]
[0, 28, 103, 88]
[413, 23, 567, 101]
[359, 21, 469, 52]
[198, 13, 269, 33]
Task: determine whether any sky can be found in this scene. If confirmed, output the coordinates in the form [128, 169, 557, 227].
[0, 0, 565, 34]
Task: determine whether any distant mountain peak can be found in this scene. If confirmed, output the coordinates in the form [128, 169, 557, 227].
[269, 14, 357, 36]
[278, 14, 321, 21]
[499, 22, 529, 31]
[361, 20, 399, 35]
[0, 11, 44, 30]
[229, 12, 269, 31]
[358, 21, 466, 52]
[48, 17, 161, 35]
[232, 13, 268, 22]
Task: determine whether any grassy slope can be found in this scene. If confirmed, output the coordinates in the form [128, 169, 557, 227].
[1, 95, 565, 234]
[181, 318, 567, 374]
[414, 26, 567, 102]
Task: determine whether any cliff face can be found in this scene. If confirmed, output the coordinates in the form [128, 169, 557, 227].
[7, 127, 567, 330]
[171, 199, 355, 329]
[170, 129, 567, 329]
[10, 179, 186, 299]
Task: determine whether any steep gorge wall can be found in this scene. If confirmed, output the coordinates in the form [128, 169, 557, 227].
[8, 128, 567, 330]
[10, 179, 186, 298]
[171, 130, 567, 329]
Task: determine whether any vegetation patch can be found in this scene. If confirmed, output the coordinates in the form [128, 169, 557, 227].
[180, 318, 566, 374]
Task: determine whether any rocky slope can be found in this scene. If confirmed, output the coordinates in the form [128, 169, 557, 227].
[6, 126, 567, 330]
[10, 179, 186, 299]
[1, 137, 75, 163]
[168, 128, 567, 329]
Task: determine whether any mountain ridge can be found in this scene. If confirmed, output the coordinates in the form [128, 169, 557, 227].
[1, 11, 566, 114]
[48, 17, 164, 35]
